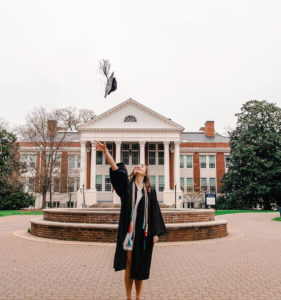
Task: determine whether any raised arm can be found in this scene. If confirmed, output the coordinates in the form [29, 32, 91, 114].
[92, 141, 129, 198]
[92, 140, 118, 170]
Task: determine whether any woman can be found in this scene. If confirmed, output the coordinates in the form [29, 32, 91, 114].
[93, 141, 167, 300]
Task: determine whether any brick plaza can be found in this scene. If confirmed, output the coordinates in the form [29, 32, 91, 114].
[0, 212, 280, 299]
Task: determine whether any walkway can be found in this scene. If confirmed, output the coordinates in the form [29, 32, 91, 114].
[0, 212, 280, 299]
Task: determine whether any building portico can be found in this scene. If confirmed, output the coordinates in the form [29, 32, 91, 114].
[76, 98, 184, 208]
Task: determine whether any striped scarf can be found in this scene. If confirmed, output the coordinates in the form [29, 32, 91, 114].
[125, 182, 149, 250]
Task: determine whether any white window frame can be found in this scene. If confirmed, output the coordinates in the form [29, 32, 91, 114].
[186, 178, 193, 192]
[209, 155, 216, 168]
[96, 175, 102, 191]
[68, 154, 81, 169]
[186, 155, 193, 168]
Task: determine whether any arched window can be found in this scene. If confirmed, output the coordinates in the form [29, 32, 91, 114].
[124, 115, 137, 122]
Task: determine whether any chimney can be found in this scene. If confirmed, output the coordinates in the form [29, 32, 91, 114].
[47, 120, 57, 137]
[204, 121, 215, 137]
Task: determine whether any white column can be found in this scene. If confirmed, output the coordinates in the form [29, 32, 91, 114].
[115, 141, 121, 163]
[79, 141, 87, 189]
[90, 143, 96, 191]
[113, 141, 122, 203]
[164, 141, 170, 192]
[139, 141, 145, 164]
[174, 141, 181, 191]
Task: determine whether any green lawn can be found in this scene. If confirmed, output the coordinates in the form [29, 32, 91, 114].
[0, 210, 44, 217]
[0, 209, 279, 217]
[214, 210, 278, 216]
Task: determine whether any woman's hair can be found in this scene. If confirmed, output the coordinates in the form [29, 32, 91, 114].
[128, 164, 152, 192]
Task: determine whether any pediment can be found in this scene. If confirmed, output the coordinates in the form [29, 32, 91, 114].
[79, 98, 184, 131]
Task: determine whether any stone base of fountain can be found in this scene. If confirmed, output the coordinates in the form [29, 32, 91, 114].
[30, 208, 227, 242]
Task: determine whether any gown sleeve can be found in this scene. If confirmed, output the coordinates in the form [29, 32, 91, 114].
[109, 162, 130, 198]
[152, 188, 168, 237]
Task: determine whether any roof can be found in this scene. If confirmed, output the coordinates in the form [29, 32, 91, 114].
[180, 132, 229, 143]
[19, 131, 80, 143]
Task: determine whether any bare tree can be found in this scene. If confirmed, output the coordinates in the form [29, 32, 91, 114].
[222, 125, 234, 137]
[19, 105, 95, 209]
[60, 107, 96, 131]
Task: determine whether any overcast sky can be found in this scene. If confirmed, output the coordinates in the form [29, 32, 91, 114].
[0, 0, 281, 135]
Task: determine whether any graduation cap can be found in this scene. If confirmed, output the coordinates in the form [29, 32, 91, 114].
[99, 59, 117, 98]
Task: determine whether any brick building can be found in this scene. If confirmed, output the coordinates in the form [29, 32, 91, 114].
[18, 98, 230, 208]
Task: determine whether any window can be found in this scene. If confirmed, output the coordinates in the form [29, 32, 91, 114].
[122, 151, 129, 164]
[68, 154, 80, 168]
[158, 144, 164, 165]
[132, 151, 139, 165]
[186, 155, 193, 168]
[225, 155, 230, 169]
[210, 178, 216, 193]
[200, 177, 207, 192]
[158, 175, 164, 192]
[28, 177, 35, 192]
[105, 143, 113, 165]
[186, 178, 193, 192]
[180, 177, 185, 192]
[54, 154, 61, 167]
[150, 176, 156, 189]
[67, 177, 80, 192]
[209, 155, 215, 168]
[21, 154, 36, 169]
[21, 154, 28, 164]
[158, 151, 164, 165]
[122, 143, 130, 164]
[180, 155, 184, 168]
[200, 155, 206, 168]
[29, 155, 36, 168]
[148, 144, 156, 165]
[132, 143, 139, 165]
[96, 151, 103, 165]
[46, 201, 60, 208]
[148, 152, 155, 165]
[67, 202, 74, 208]
[53, 201, 60, 208]
[124, 115, 137, 122]
[105, 175, 111, 191]
[96, 175, 102, 191]
[45, 153, 61, 167]
[53, 177, 60, 193]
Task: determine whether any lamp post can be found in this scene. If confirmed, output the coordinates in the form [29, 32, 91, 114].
[174, 182, 177, 208]
[82, 182, 86, 208]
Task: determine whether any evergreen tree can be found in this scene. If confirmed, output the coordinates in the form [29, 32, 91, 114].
[0, 128, 34, 209]
[219, 100, 281, 210]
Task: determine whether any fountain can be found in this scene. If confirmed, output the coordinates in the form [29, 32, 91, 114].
[30, 207, 227, 242]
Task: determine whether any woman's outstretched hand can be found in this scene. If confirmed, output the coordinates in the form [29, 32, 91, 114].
[92, 140, 108, 152]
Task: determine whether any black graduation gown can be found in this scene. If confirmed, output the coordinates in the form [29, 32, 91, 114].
[109, 162, 167, 280]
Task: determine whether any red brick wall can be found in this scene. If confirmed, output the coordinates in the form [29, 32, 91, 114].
[60, 152, 68, 193]
[193, 152, 200, 191]
[19, 142, 80, 147]
[216, 153, 225, 192]
[180, 142, 229, 148]
[205, 121, 215, 137]
[31, 222, 227, 242]
[43, 210, 215, 224]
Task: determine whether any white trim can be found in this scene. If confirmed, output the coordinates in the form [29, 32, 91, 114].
[79, 98, 185, 131]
